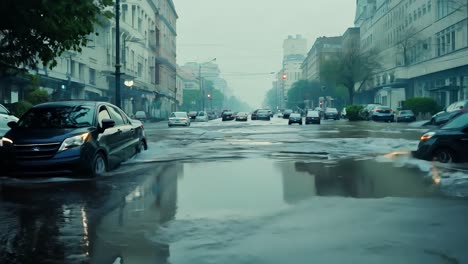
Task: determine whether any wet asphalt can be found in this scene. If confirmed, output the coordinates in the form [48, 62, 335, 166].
[1, 118, 468, 264]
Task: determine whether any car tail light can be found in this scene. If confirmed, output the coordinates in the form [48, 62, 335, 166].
[181, 118, 187, 120]
[374, 109, 379, 113]
[389, 109, 393, 113]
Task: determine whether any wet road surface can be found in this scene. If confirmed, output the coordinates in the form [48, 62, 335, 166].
[1, 118, 468, 264]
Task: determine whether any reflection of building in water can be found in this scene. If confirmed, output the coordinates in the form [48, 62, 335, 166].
[91, 163, 179, 264]
[280, 162, 317, 204]
[296, 159, 431, 198]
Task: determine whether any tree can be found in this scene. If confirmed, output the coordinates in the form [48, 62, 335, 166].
[286, 80, 322, 109]
[396, 27, 420, 66]
[0, 0, 113, 73]
[321, 45, 381, 105]
[181, 90, 200, 112]
[263, 88, 277, 110]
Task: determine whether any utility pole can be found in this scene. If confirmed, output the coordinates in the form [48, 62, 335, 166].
[115, 0, 121, 107]
[199, 64, 203, 111]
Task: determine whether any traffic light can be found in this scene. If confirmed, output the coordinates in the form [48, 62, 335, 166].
[282, 73, 287, 80]
[207, 93, 212, 99]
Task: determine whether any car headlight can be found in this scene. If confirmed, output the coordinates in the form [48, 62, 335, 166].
[420, 132, 436, 141]
[58, 133, 90, 152]
[0, 137, 13, 147]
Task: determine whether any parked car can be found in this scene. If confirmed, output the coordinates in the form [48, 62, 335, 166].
[277, 111, 283, 118]
[288, 113, 302, 125]
[207, 111, 218, 120]
[169, 112, 191, 127]
[283, 109, 293, 119]
[134, 111, 147, 122]
[305, 111, 321, 124]
[0, 101, 147, 177]
[413, 113, 468, 163]
[314, 107, 324, 119]
[267, 110, 273, 118]
[324, 108, 339, 120]
[0, 103, 18, 136]
[235, 112, 249, 121]
[222, 111, 235, 121]
[360, 104, 381, 120]
[369, 106, 394, 122]
[396, 110, 416, 122]
[188, 111, 198, 120]
[195, 111, 209, 122]
[430, 100, 468, 126]
[257, 110, 271, 121]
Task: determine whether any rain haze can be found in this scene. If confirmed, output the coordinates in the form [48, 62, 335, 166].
[176, 0, 356, 108]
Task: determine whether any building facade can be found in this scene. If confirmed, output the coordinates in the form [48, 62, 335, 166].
[280, 35, 307, 108]
[357, 0, 468, 109]
[0, 0, 178, 119]
[301, 36, 343, 82]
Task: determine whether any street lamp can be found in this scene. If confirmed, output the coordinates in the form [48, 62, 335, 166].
[198, 58, 216, 111]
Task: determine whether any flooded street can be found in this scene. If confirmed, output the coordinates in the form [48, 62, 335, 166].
[1, 119, 468, 263]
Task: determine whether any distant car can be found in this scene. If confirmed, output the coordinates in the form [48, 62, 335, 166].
[235, 112, 249, 121]
[324, 108, 339, 120]
[256, 110, 271, 121]
[267, 110, 273, 118]
[188, 111, 198, 120]
[305, 111, 321, 124]
[0, 101, 147, 177]
[360, 104, 381, 120]
[283, 109, 293, 119]
[314, 107, 324, 119]
[169, 112, 190, 127]
[288, 113, 302, 125]
[413, 113, 468, 163]
[134, 111, 147, 122]
[195, 111, 209, 122]
[207, 111, 217, 120]
[277, 111, 283, 118]
[0, 104, 18, 136]
[396, 110, 416, 122]
[430, 100, 468, 126]
[370, 106, 394, 122]
[222, 111, 235, 121]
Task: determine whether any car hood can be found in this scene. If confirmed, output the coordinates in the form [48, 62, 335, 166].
[4, 127, 94, 144]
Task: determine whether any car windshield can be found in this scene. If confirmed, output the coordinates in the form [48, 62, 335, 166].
[441, 113, 468, 130]
[326, 108, 337, 112]
[400, 110, 413, 115]
[307, 111, 319, 117]
[197, 112, 205, 116]
[18, 105, 94, 129]
[172, 112, 187, 118]
[290, 113, 300, 117]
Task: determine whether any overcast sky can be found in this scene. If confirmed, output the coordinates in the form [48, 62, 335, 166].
[175, 0, 356, 108]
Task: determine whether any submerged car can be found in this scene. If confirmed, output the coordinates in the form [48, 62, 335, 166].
[413, 113, 468, 163]
[169, 112, 191, 127]
[396, 110, 416, 122]
[256, 110, 271, 121]
[222, 111, 235, 121]
[134, 111, 147, 122]
[431, 100, 468, 126]
[0, 101, 147, 177]
[305, 111, 321, 124]
[235, 112, 249, 121]
[288, 113, 302, 125]
[283, 109, 293, 119]
[195, 111, 209, 122]
[324, 108, 339, 120]
[370, 106, 394, 122]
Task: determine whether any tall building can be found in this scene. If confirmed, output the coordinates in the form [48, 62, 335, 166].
[0, 0, 178, 118]
[280, 35, 307, 108]
[301, 36, 343, 82]
[357, 0, 468, 109]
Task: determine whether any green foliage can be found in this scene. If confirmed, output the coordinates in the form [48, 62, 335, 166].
[181, 89, 200, 111]
[263, 88, 277, 110]
[346, 105, 364, 121]
[11, 101, 34, 118]
[286, 80, 322, 109]
[320, 45, 381, 105]
[0, 0, 113, 72]
[26, 88, 50, 106]
[402, 97, 441, 115]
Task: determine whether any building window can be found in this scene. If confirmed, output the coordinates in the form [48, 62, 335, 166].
[436, 25, 456, 56]
[137, 63, 143, 77]
[122, 5, 127, 23]
[423, 4, 427, 14]
[138, 18, 142, 33]
[89, 68, 96, 85]
[418, 7, 422, 18]
[79, 63, 85, 81]
[70, 60, 76, 78]
[437, 0, 451, 19]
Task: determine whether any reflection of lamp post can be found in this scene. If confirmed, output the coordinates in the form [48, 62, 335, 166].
[198, 58, 216, 111]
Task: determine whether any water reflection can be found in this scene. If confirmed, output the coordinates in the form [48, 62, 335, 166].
[0, 163, 181, 264]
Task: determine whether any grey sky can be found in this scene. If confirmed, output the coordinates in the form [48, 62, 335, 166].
[175, 0, 356, 108]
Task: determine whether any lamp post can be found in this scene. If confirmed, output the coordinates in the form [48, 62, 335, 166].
[198, 58, 216, 111]
[115, 0, 121, 107]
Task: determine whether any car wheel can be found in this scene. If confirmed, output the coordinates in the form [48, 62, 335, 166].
[136, 140, 145, 153]
[433, 148, 456, 163]
[91, 152, 107, 177]
[288, 122, 291, 125]
[168, 124, 172, 127]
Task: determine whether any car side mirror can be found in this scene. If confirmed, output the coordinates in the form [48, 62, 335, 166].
[7, 121, 18, 129]
[101, 118, 115, 132]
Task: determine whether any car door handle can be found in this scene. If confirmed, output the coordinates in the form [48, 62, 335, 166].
[130, 128, 135, 133]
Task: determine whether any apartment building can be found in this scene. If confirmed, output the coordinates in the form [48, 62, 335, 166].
[356, 0, 468, 109]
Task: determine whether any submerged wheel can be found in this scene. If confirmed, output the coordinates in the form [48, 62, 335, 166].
[433, 148, 456, 163]
[91, 152, 107, 177]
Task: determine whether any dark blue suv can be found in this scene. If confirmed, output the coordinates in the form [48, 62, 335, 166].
[0, 101, 147, 177]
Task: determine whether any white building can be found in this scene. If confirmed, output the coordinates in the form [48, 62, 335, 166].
[1, 0, 178, 119]
[356, 0, 468, 109]
[280, 35, 307, 108]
